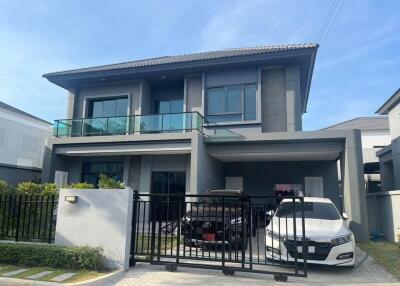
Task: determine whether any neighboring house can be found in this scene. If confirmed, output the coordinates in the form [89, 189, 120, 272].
[376, 88, 400, 191]
[0, 101, 52, 185]
[323, 117, 391, 192]
[41, 44, 368, 239]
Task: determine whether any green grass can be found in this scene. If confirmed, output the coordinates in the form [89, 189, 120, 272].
[358, 242, 400, 279]
[0, 264, 109, 283]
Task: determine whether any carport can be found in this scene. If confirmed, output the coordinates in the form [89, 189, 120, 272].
[193, 129, 368, 240]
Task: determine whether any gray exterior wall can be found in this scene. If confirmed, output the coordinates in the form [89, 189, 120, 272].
[185, 75, 202, 114]
[261, 68, 287, 132]
[0, 164, 41, 185]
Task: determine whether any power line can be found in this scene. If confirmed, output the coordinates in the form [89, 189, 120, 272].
[319, 0, 346, 44]
[315, 0, 340, 43]
[315, 0, 346, 44]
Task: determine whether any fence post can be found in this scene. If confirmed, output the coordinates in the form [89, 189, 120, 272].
[14, 196, 22, 242]
[48, 195, 56, 244]
[130, 190, 139, 267]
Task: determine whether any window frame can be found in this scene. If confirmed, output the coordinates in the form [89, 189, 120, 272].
[82, 93, 131, 119]
[205, 83, 257, 123]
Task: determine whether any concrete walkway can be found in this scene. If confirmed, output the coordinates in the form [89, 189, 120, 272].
[115, 247, 400, 286]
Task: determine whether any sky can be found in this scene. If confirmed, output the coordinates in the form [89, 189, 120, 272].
[0, 0, 399, 130]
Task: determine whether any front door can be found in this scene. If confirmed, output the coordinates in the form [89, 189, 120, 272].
[151, 172, 185, 221]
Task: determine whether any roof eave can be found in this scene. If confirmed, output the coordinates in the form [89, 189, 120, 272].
[302, 44, 319, 114]
[376, 88, 400, 115]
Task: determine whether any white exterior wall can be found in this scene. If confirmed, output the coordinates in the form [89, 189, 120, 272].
[0, 107, 51, 169]
[361, 130, 391, 163]
[55, 189, 133, 270]
[388, 104, 400, 140]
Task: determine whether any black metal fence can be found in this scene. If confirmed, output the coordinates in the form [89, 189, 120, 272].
[0, 195, 58, 243]
[130, 192, 307, 281]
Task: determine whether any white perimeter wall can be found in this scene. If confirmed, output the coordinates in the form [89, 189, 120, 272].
[55, 189, 133, 270]
[367, 190, 400, 242]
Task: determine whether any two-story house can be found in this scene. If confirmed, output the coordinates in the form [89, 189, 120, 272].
[376, 88, 400, 191]
[41, 44, 368, 239]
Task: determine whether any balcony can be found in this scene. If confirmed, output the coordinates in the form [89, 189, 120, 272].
[53, 112, 203, 137]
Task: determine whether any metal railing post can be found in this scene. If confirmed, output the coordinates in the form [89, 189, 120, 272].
[48, 195, 56, 244]
[130, 190, 139, 266]
[14, 195, 22, 242]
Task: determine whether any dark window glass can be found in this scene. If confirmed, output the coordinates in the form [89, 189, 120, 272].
[88, 97, 128, 118]
[91, 101, 103, 118]
[206, 84, 256, 123]
[155, 99, 183, 114]
[116, 98, 128, 116]
[207, 88, 225, 114]
[81, 162, 124, 187]
[244, 84, 257, 120]
[276, 202, 341, 220]
[226, 86, 241, 113]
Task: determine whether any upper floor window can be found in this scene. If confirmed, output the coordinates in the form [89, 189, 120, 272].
[206, 84, 256, 123]
[88, 97, 128, 118]
[155, 99, 183, 114]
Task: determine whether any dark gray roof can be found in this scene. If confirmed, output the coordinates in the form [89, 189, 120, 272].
[323, 116, 389, 131]
[43, 43, 318, 78]
[0, 101, 51, 125]
[376, 88, 400, 115]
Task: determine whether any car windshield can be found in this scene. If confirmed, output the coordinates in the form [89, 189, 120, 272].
[275, 201, 341, 220]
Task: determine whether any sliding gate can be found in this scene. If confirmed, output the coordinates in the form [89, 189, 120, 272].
[130, 192, 307, 281]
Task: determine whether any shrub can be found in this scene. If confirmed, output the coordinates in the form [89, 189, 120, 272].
[0, 243, 105, 271]
[16, 181, 42, 195]
[98, 174, 124, 189]
[0, 180, 8, 192]
[64, 182, 95, 189]
[42, 183, 58, 196]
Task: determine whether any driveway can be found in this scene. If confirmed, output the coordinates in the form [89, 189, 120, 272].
[115, 247, 399, 286]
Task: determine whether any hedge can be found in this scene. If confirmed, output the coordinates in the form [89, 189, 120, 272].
[0, 243, 105, 271]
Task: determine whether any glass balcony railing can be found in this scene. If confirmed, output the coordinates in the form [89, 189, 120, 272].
[53, 112, 204, 137]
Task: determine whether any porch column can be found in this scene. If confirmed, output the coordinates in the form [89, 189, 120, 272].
[123, 156, 131, 187]
[341, 130, 369, 241]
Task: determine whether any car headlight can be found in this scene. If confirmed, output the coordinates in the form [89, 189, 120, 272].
[331, 234, 352, 246]
[182, 216, 191, 223]
[266, 229, 285, 242]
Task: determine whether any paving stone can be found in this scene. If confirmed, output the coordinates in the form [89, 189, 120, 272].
[1, 269, 29, 277]
[27, 271, 54, 279]
[50, 272, 77, 282]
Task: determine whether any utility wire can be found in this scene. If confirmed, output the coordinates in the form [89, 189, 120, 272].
[315, 0, 346, 44]
[315, 0, 340, 43]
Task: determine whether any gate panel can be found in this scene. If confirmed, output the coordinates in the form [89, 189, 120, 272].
[130, 192, 307, 278]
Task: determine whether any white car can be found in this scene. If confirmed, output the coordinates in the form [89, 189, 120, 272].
[265, 197, 355, 266]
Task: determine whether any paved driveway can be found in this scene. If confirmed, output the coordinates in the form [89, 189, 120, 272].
[115, 247, 399, 286]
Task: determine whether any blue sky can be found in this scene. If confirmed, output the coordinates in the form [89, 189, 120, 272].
[0, 0, 399, 130]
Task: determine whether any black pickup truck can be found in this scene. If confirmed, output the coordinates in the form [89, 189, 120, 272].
[181, 189, 257, 250]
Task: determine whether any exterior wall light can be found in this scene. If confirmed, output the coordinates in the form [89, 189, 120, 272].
[65, 196, 78, 203]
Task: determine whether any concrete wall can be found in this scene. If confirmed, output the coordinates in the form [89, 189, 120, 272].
[261, 68, 287, 132]
[367, 190, 400, 242]
[190, 132, 224, 196]
[55, 188, 133, 270]
[285, 66, 302, 131]
[185, 76, 202, 114]
[340, 129, 369, 240]
[0, 164, 41, 185]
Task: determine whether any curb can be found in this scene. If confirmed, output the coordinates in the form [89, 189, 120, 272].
[0, 269, 124, 286]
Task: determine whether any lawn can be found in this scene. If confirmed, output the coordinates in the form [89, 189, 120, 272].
[0, 264, 110, 283]
[358, 241, 400, 279]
